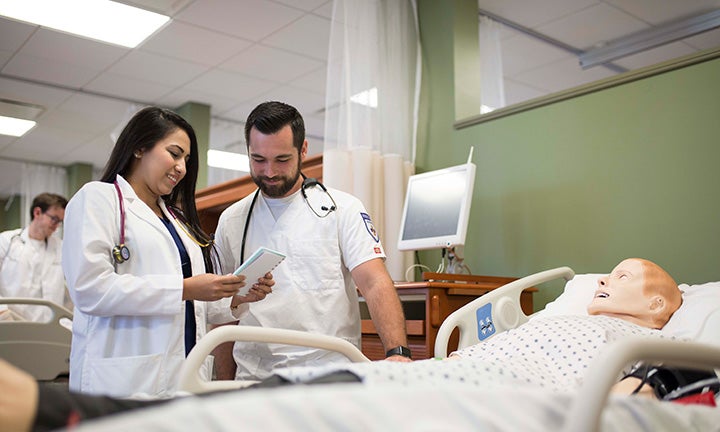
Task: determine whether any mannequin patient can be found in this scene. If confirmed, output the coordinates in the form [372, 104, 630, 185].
[0, 258, 702, 432]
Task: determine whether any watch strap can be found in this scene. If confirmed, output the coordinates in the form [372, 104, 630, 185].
[385, 346, 412, 359]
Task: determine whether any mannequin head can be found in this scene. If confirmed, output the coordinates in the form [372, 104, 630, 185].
[587, 258, 682, 329]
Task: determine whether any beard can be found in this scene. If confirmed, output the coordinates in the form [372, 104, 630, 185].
[252, 161, 302, 198]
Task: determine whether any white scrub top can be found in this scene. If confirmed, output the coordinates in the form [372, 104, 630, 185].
[215, 187, 385, 380]
[0, 227, 65, 321]
[62, 175, 245, 398]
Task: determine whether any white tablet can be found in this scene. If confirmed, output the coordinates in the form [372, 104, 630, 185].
[233, 247, 286, 296]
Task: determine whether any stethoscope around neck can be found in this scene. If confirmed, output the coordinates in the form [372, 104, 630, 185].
[239, 174, 337, 263]
[111, 180, 210, 265]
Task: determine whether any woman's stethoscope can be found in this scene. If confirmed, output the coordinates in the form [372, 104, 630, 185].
[112, 181, 211, 265]
[239, 174, 337, 262]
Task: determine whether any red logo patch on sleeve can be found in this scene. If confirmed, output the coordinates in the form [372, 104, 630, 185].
[374, 247, 381, 254]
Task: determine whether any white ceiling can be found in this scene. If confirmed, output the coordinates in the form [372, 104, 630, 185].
[1, 0, 719, 199]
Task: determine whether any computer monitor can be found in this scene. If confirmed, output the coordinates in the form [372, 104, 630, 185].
[397, 162, 476, 251]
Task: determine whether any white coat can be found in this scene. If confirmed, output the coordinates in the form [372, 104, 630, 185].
[0, 228, 65, 321]
[215, 188, 385, 380]
[62, 175, 243, 398]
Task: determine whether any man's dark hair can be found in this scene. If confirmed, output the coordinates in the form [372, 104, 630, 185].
[244, 101, 305, 152]
[30, 193, 67, 220]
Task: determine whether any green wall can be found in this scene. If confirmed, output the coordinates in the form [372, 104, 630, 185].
[418, 0, 720, 310]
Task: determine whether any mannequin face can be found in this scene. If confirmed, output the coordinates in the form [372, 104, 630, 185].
[587, 258, 681, 329]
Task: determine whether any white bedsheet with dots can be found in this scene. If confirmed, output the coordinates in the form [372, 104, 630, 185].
[274, 315, 669, 392]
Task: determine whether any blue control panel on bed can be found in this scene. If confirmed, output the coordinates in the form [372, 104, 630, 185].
[476, 303, 495, 341]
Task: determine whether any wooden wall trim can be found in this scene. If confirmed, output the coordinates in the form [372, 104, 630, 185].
[195, 154, 323, 233]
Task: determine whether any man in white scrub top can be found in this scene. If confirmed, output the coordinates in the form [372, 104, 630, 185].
[0, 193, 69, 321]
[214, 101, 411, 380]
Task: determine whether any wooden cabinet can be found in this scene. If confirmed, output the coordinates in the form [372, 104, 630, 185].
[360, 273, 536, 360]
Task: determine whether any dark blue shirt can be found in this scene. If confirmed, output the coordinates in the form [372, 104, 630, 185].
[159, 215, 196, 357]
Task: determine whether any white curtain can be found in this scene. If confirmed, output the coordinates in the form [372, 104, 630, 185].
[20, 163, 67, 230]
[323, 0, 421, 280]
[478, 15, 505, 113]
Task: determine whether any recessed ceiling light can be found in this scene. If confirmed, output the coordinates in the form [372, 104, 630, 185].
[0, 0, 170, 48]
[0, 115, 36, 137]
[207, 150, 250, 172]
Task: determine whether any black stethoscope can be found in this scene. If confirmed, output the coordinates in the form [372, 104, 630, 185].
[240, 175, 337, 263]
[112, 181, 211, 265]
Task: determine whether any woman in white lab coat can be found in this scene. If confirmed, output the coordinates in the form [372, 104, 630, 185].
[62, 107, 273, 398]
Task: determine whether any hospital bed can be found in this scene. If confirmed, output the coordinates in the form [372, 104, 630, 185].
[0, 297, 73, 380]
[102, 267, 720, 431]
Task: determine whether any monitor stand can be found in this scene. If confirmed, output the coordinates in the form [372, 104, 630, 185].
[445, 246, 470, 274]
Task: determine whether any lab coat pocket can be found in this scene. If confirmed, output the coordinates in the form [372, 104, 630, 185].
[85, 353, 165, 397]
[291, 239, 343, 291]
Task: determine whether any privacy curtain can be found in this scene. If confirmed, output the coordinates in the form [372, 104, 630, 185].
[21, 163, 67, 230]
[322, 0, 421, 281]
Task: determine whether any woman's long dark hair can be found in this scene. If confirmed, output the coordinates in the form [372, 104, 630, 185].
[101, 106, 216, 272]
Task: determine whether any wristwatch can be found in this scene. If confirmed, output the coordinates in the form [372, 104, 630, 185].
[385, 346, 412, 359]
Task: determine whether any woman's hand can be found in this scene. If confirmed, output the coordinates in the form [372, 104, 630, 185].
[183, 273, 246, 301]
[231, 272, 275, 306]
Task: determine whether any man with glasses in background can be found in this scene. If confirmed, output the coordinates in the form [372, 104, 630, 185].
[0, 193, 70, 321]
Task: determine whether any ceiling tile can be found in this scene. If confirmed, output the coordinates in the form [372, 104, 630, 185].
[176, 0, 304, 41]
[2, 125, 95, 162]
[514, 56, 615, 93]
[605, 0, 720, 25]
[220, 44, 324, 83]
[503, 78, 547, 106]
[288, 66, 327, 94]
[17, 28, 127, 69]
[273, 0, 329, 12]
[157, 87, 244, 114]
[57, 93, 136, 128]
[312, 1, 334, 19]
[477, 0, 599, 28]
[58, 135, 116, 167]
[140, 20, 252, 66]
[501, 31, 573, 77]
[84, 73, 176, 103]
[539, 3, 648, 50]
[262, 14, 331, 60]
[183, 69, 277, 102]
[249, 85, 325, 117]
[0, 77, 73, 109]
[106, 50, 208, 86]
[0, 17, 34, 51]
[3, 54, 101, 88]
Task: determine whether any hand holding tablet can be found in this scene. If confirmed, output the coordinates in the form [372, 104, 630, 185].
[233, 247, 285, 296]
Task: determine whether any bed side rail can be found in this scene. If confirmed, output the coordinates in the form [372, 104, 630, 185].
[564, 338, 720, 432]
[178, 325, 371, 394]
[434, 266, 575, 358]
[0, 298, 73, 380]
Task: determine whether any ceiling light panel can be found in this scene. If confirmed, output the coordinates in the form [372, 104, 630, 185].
[0, 0, 170, 48]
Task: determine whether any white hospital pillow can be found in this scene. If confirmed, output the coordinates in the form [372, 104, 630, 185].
[661, 281, 720, 340]
[532, 274, 605, 319]
[534, 274, 720, 341]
